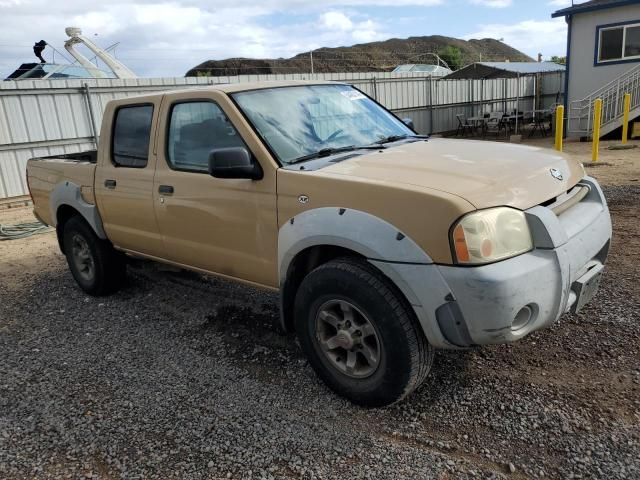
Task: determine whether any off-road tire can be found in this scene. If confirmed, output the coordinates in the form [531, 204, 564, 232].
[294, 257, 433, 407]
[62, 215, 125, 296]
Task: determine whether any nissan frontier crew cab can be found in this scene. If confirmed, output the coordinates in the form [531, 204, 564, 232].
[27, 81, 612, 407]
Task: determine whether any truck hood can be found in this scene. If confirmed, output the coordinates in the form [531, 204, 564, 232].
[319, 138, 585, 210]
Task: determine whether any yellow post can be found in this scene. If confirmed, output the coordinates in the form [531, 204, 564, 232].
[592, 98, 602, 162]
[555, 105, 564, 152]
[622, 93, 631, 144]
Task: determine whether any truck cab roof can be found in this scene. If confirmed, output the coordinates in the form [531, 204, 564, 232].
[123, 80, 343, 102]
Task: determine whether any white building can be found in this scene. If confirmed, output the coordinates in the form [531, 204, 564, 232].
[552, 0, 640, 138]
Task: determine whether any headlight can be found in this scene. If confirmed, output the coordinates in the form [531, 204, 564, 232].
[451, 207, 533, 265]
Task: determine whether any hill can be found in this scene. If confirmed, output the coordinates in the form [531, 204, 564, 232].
[186, 35, 533, 77]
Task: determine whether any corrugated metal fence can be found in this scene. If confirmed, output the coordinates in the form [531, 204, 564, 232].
[0, 71, 564, 199]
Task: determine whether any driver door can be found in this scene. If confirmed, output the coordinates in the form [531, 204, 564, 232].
[153, 91, 278, 288]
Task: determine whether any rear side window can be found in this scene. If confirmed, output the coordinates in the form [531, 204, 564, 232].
[112, 105, 154, 167]
[167, 101, 246, 172]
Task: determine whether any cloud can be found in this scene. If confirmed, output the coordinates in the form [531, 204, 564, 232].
[547, 0, 571, 6]
[319, 11, 384, 44]
[352, 20, 380, 42]
[470, 0, 512, 8]
[0, 0, 437, 77]
[465, 19, 568, 59]
[321, 11, 354, 31]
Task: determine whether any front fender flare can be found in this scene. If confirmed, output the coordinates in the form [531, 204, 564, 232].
[278, 207, 432, 285]
[278, 207, 455, 348]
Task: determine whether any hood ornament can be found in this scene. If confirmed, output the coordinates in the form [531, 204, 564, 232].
[550, 168, 563, 181]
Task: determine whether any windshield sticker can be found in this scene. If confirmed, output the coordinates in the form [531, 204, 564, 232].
[341, 90, 366, 101]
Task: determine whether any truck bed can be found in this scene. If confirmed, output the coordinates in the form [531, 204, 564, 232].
[27, 150, 98, 226]
[38, 150, 97, 163]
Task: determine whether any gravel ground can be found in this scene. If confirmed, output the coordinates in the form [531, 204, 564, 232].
[1, 179, 639, 478]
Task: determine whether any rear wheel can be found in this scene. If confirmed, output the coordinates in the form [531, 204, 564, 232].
[62, 216, 125, 296]
[294, 257, 433, 407]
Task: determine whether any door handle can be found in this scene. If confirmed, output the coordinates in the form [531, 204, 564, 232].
[158, 185, 174, 195]
[104, 179, 116, 189]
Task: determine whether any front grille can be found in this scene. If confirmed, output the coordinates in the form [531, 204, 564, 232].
[543, 184, 590, 216]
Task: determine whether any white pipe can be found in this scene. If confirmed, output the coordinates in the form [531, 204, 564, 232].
[64, 27, 136, 79]
[64, 41, 106, 77]
[515, 73, 520, 134]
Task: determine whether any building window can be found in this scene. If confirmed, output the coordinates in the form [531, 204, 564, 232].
[626, 26, 640, 58]
[598, 21, 640, 64]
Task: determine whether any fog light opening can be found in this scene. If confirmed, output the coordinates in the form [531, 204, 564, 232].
[512, 305, 533, 331]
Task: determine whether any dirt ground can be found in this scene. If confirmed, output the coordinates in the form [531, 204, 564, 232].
[0, 138, 638, 479]
[527, 137, 640, 186]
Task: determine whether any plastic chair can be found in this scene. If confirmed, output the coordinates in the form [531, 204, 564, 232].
[456, 115, 473, 137]
[483, 115, 508, 139]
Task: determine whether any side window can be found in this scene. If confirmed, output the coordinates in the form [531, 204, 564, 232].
[167, 102, 246, 172]
[597, 22, 640, 63]
[625, 25, 640, 58]
[112, 105, 154, 168]
[599, 27, 624, 62]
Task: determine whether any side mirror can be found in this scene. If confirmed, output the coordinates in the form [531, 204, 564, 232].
[208, 147, 263, 180]
[402, 117, 415, 130]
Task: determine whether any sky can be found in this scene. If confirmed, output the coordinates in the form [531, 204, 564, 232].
[0, 0, 574, 78]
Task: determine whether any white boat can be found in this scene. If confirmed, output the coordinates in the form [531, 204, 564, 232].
[5, 27, 136, 81]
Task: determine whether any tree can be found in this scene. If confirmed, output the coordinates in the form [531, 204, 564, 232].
[438, 46, 463, 71]
[550, 56, 566, 65]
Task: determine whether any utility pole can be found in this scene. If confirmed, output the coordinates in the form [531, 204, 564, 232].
[310, 51, 314, 75]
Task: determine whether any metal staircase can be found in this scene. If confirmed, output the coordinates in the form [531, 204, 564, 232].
[568, 64, 640, 138]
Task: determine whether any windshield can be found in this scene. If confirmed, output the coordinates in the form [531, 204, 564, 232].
[18, 63, 114, 79]
[231, 84, 414, 164]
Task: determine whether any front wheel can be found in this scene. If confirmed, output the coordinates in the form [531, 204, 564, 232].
[294, 258, 433, 407]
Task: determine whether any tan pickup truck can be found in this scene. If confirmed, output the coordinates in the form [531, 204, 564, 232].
[27, 81, 612, 406]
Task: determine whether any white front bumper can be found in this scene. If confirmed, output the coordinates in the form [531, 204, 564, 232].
[438, 176, 612, 347]
[373, 177, 612, 349]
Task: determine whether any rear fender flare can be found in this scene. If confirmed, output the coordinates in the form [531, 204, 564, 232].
[50, 181, 107, 239]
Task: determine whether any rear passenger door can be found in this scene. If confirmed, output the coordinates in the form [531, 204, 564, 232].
[153, 92, 278, 288]
[95, 98, 165, 258]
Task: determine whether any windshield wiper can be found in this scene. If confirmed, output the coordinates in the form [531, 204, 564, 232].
[289, 145, 385, 165]
[374, 134, 429, 145]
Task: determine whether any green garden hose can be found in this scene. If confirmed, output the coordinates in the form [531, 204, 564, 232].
[0, 221, 53, 240]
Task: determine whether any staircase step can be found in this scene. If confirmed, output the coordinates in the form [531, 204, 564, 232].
[600, 105, 640, 137]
